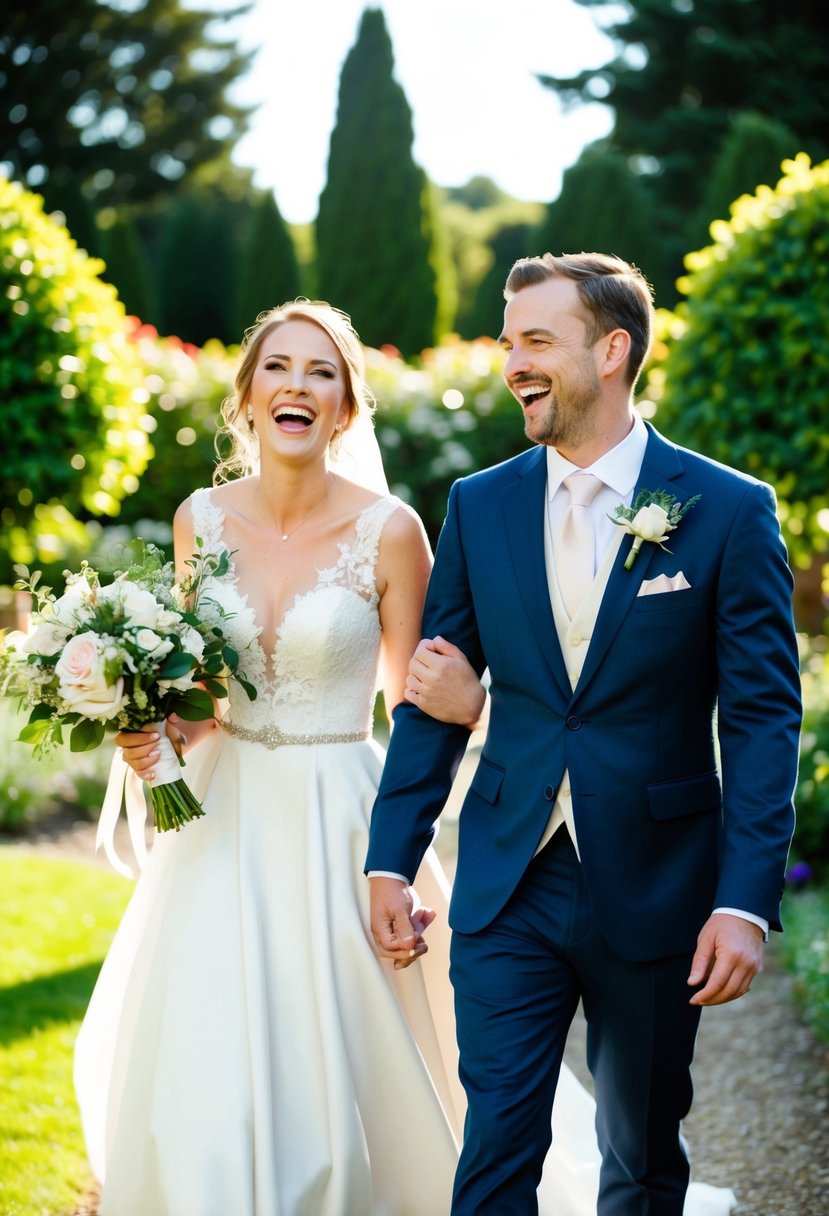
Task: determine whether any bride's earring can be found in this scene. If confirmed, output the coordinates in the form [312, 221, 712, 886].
[246, 403, 254, 430]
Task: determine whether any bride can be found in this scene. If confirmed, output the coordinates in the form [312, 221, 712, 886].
[74, 299, 735, 1215]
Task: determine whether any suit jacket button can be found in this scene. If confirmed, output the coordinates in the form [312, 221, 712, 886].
[566, 715, 581, 731]
[544, 785, 555, 800]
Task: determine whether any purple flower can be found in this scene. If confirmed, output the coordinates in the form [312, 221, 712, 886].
[786, 861, 814, 888]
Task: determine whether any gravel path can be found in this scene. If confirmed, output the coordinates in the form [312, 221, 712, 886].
[7, 807, 829, 1216]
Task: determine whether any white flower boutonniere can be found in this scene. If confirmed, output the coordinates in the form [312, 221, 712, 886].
[611, 489, 701, 570]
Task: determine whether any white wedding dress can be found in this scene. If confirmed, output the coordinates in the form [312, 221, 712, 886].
[75, 490, 736, 1216]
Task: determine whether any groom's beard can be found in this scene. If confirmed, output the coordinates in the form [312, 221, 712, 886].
[524, 362, 602, 450]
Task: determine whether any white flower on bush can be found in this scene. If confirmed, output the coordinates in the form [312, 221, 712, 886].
[100, 579, 164, 628]
[55, 632, 127, 720]
[22, 620, 71, 657]
[133, 628, 174, 660]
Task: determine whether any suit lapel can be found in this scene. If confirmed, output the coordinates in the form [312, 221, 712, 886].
[575, 426, 686, 699]
[502, 448, 572, 701]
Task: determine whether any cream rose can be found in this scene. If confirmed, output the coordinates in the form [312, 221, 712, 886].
[628, 503, 673, 543]
[55, 633, 126, 720]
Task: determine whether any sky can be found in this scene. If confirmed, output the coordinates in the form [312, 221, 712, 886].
[223, 0, 618, 225]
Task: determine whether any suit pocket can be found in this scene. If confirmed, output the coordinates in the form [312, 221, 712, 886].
[468, 757, 505, 805]
[647, 770, 721, 821]
[631, 587, 702, 614]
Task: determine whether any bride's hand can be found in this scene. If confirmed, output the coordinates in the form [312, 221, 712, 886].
[115, 722, 182, 781]
[404, 636, 488, 730]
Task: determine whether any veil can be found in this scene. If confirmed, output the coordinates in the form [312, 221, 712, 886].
[329, 405, 390, 495]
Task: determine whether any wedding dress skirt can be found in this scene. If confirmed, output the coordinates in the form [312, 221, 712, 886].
[74, 491, 735, 1215]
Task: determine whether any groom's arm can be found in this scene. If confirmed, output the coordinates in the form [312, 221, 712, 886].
[367, 482, 487, 961]
[689, 480, 801, 1005]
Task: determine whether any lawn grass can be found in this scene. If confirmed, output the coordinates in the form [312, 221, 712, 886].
[0, 852, 131, 1216]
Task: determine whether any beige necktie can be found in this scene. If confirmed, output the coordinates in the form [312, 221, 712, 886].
[555, 473, 603, 618]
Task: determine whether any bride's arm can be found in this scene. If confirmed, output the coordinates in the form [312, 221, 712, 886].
[376, 505, 487, 730]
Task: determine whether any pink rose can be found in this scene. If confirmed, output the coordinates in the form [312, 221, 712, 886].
[55, 633, 126, 720]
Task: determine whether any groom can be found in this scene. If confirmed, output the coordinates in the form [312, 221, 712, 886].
[367, 253, 802, 1214]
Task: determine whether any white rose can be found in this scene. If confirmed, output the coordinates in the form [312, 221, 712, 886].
[629, 503, 673, 543]
[55, 632, 126, 720]
[179, 626, 205, 664]
[133, 628, 174, 660]
[100, 579, 163, 628]
[22, 621, 70, 657]
[51, 575, 95, 626]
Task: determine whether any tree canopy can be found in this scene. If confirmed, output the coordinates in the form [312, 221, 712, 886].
[1, 0, 254, 208]
[541, 0, 829, 269]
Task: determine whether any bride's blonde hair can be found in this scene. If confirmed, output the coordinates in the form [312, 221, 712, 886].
[214, 299, 375, 484]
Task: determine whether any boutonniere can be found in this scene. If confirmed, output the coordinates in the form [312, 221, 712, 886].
[610, 489, 701, 570]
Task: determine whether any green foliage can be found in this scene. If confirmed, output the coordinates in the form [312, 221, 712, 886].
[533, 145, 671, 304]
[0, 854, 131, 1214]
[315, 8, 440, 356]
[235, 192, 301, 334]
[100, 208, 158, 323]
[541, 0, 829, 289]
[114, 322, 239, 531]
[437, 182, 544, 340]
[0, 179, 151, 580]
[647, 155, 829, 565]
[779, 887, 829, 1043]
[792, 641, 829, 868]
[690, 111, 801, 250]
[465, 222, 536, 344]
[157, 193, 241, 344]
[368, 339, 528, 545]
[1, 0, 254, 207]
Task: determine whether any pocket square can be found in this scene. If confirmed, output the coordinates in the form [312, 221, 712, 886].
[637, 571, 691, 597]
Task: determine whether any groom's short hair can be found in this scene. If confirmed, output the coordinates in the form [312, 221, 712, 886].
[504, 252, 654, 388]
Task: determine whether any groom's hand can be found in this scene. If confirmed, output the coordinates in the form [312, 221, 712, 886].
[687, 912, 764, 1005]
[369, 876, 433, 970]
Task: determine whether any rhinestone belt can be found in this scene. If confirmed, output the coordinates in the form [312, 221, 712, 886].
[220, 720, 370, 749]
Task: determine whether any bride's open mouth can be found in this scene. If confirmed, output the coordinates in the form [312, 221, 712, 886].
[272, 404, 316, 432]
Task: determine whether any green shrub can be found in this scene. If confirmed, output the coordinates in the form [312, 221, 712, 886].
[647, 155, 829, 566]
[0, 179, 152, 579]
[792, 640, 829, 868]
[369, 338, 528, 544]
[779, 887, 829, 1043]
[0, 702, 112, 832]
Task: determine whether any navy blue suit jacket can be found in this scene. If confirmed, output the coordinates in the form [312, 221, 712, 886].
[366, 425, 802, 962]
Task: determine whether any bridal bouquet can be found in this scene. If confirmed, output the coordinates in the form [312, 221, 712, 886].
[0, 542, 256, 832]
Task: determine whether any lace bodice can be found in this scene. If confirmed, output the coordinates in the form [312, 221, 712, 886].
[190, 488, 402, 738]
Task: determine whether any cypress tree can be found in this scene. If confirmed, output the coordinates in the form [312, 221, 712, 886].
[315, 9, 439, 356]
[101, 210, 157, 324]
[157, 193, 237, 344]
[236, 192, 301, 331]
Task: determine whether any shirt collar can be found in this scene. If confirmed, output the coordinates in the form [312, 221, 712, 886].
[545, 411, 649, 500]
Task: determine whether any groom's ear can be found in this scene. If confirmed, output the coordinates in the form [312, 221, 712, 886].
[598, 328, 631, 379]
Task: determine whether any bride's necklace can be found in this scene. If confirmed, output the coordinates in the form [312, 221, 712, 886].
[261, 475, 336, 542]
